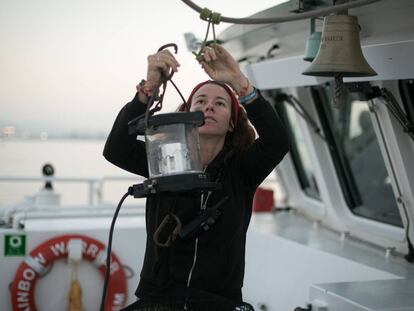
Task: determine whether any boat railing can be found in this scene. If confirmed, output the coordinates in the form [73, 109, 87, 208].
[0, 172, 279, 204]
[0, 174, 280, 228]
[0, 175, 146, 228]
[9, 206, 146, 229]
[0, 175, 143, 205]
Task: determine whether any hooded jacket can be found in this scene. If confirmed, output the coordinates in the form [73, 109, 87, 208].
[103, 92, 289, 301]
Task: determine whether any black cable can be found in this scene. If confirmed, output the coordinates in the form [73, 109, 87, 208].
[380, 88, 414, 141]
[169, 79, 190, 111]
[280, 93, 328, 144]
[99, 187, 133, 311]
[180, 0, 381, 25]
[144, 43, 190, 123]
[400, 196, 414, 262]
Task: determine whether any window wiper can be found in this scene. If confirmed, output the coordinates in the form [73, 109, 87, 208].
[371, 87, 414, 141]
[276, 93, 328, 144]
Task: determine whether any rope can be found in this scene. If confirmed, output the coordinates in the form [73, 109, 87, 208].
[333, 73, 344, 109]
[181, 0, 382, 25]
[192, 9, 220, 63]
[67, 262, 83, 311]
[199, 8, 221, 25]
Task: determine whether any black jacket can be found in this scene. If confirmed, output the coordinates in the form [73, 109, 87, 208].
[103, 93, 289, 301]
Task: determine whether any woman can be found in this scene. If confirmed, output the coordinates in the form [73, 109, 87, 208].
[103, 45, 290, 310]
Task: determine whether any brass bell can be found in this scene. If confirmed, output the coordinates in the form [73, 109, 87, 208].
[302, 14, 377, 77]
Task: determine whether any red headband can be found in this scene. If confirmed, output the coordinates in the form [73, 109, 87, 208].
[186, 80, 239, 128]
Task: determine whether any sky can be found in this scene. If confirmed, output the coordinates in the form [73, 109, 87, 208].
[0, 0, 281, 136]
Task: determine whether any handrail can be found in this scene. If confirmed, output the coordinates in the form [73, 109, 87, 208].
[0, 175, 141, 205]
[180, 0, 382, 25]
[11, 208, 146, 229]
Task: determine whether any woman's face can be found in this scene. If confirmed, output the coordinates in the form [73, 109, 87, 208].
[189, 83, 232, 138]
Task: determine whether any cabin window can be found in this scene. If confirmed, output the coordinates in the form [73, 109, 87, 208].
[274, 94, 321, 200]
[311, 84, 402, 227]
[399, 79, 414, 124]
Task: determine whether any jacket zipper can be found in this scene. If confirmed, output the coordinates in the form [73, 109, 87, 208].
[185, 190, 212, 288]
[186, 238, 199, 287]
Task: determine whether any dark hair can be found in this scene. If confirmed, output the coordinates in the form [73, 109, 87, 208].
[177, 82, 255, 161]
[224, 105, 255, 161]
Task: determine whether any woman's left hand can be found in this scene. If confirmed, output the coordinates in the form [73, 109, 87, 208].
[198, 44, 250, 95]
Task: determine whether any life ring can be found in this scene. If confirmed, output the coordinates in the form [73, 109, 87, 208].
[10, 234, 128, 311]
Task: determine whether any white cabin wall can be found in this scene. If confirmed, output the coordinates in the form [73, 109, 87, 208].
[262, 89, 329, 221]
[297, 85, 407, 252]
[242, 39, 414, 255]
[253, 77, 408, 253]
[366, 80, 414, 250]
[243, 229, 401, 311]
[290, 86, 348, 229]
[0, 219, 147, 311]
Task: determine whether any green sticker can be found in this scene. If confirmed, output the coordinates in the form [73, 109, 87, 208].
[4, 234, 26, 256]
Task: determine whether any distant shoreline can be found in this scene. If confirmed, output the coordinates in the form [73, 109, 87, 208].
[0, 135, 107, 141]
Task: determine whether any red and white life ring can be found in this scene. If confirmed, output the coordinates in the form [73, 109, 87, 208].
[10, 234, 128, 311]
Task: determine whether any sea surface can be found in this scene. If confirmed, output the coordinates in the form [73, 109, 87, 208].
[0, 139, 141, 206]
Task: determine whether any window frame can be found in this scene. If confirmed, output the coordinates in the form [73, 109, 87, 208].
[310, 82, 403, 228]
[273, 93, 321, 200]
[311, 86, 363, 209]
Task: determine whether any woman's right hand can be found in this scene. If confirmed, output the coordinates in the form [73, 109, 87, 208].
[146, 49, 181, 90]
[198, 44, 251, 96]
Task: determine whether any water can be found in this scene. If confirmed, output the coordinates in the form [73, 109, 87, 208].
[0, 139, 141, 206]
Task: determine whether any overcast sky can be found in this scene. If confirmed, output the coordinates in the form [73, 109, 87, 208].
[0, 0, 281, 135]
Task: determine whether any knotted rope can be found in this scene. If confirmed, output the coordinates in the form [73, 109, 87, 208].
[192, 7, 221, 62]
